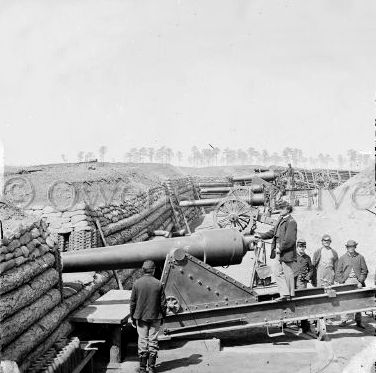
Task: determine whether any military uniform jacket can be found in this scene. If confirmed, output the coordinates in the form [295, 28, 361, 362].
[335, 252, 368, 285]
[260, 215, 297, 262]
[292, 253, 313, 281]
[130, 274, 167, 322]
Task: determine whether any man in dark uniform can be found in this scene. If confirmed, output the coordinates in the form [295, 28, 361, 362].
[130, 260, 167, 373]
[293, 238, 313, 289]
[255, 202, 297, 301]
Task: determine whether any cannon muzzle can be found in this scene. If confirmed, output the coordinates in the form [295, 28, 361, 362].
[61, 229, 250, 272]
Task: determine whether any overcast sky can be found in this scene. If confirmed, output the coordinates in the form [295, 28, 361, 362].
[1, 0, 375, 166]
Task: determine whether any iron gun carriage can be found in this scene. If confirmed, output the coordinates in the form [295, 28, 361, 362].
[62, 229, 376, 341]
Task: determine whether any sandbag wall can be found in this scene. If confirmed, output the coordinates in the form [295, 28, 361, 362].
[27, 179, 201, 252]
[38, 203, 97, 252]
[0, 178, 201, 371]
[89, 179, 201, 246]
[0, 220, 64, 366]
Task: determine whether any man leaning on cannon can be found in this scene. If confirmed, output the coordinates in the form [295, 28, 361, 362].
[255, 202, 297, 301]
[130, 260, 167, 373]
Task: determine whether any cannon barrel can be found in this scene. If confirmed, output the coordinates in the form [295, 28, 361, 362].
[61, 229, 250, 272]
[200, 185, 263, 194]
[198, 182, 233, 188]
[179, 194, 265, 207]
[232, 170, 277, 182]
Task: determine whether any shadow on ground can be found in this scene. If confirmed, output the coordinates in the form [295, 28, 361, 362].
[157, 354, 203, 372]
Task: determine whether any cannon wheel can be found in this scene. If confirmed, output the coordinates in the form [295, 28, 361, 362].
[213, 197, 255, 232]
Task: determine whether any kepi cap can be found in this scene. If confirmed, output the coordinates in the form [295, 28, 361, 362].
[142, 260, 156, 270]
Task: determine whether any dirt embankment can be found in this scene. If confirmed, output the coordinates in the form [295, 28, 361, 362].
[1, 162, 186, 234]
[179, 164, 271, 177]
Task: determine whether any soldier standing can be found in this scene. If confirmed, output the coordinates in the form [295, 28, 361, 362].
[336, 240, 368, 328]
[293, 238, 313, 289]
[130, 260, 167, 373]
[255, 202, 297, 301]
[312, 234, 338, 287]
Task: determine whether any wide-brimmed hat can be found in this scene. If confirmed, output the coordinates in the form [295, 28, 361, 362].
[322, 234, 331, 241]
[345, 240, 357, 247]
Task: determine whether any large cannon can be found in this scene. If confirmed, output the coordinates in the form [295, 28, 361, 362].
[62, 229, 251, 272]
[179, 189, 268, 233]
[62, 228, 376, 341]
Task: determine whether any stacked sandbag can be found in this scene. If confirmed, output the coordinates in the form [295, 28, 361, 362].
[87, 185, 171, 245]
[39, 203, 97, 252]
[0, 220, 63, 363]
[90, 178, 200, 245]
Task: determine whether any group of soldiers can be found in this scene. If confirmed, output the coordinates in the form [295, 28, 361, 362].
[129, 201, 369, 372]
[255, 201, 369, 328]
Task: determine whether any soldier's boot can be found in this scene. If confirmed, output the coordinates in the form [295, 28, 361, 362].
[139, 352, 148, 373]
[355, 312, 365, 329]
[148, 352, 158, 373]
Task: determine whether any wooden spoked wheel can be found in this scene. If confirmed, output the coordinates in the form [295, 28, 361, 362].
[213, 197, 255, 232]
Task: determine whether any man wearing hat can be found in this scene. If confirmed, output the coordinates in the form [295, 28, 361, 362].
[336, 240, 368, 328]
[255, 202, 297, 301]
[312, 234, 338, 287]
[292, 238, 313, 289]
[130, 260, 167, 373]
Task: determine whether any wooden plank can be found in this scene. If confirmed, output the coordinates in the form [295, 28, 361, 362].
[70, 290, 131, 324]
[72, 350, 96, 373]
[95, 219, 123, 290]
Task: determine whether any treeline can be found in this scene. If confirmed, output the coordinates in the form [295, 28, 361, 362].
[65, 146, 372, 170]
[122, 146, 372, 170]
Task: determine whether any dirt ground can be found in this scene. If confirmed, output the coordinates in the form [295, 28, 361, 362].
[103, 319, 376, 373]
[86, 314, 376, 373]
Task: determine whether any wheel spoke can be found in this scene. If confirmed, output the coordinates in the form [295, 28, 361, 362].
[237, 220, 245, 230]
[216, 212, 229, 218]
[217, 217, 230, 225]
[238, 216, 251, 223]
